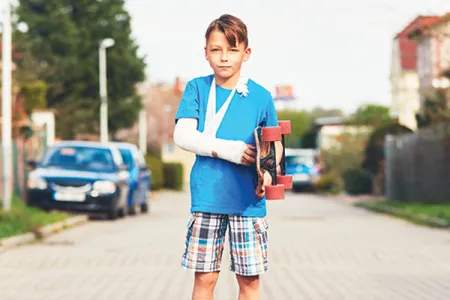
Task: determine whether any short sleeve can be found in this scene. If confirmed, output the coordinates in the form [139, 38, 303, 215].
[262, 93, 278, 127]
[174, 80, 199, 123]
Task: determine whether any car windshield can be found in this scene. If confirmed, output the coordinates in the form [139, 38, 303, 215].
[118, 148, 134, 169]
[286, 155, 315, 166]
[40, 146, 117, 172]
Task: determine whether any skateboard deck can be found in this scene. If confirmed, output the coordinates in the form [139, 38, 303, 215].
[254, 121, 292, 200]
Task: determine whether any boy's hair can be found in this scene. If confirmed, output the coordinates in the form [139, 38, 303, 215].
[205, 14, 249, 48]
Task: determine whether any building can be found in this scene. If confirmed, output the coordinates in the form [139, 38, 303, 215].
[390, 16, 439, 130]
[408, 13, 450, 110]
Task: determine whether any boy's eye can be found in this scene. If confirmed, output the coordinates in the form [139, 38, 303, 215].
[211, 48, 220, 52]
[231, 49, 239, 52]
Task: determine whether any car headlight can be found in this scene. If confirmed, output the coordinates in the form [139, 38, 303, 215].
[93, 180, 116, 194]
[27, 177, 47, 190]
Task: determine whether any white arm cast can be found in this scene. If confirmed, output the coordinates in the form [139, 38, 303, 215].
[173, 118, 247, 165]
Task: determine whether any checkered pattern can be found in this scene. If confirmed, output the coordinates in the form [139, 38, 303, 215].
[181, 212, 269, 276]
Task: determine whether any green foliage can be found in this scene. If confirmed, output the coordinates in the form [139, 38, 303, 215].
[163, 162, 184, 191]
[15, 0, 146, 138]
[347, 104, 392, 127]
[356, 200, 450, 228]
[342, 168, 373, 195]
[361, 123, 412, 175]
[313, 172, 341, 194]
[145, 155, 164, 190]
[416, 89, 450, 128]
[320, 129, 369, 176]
[276, 110, 312, 147]
[0, 196, 68, 239]
[21, 80, 47, 112]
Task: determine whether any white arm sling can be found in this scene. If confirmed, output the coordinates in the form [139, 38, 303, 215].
[173, 77, 248, 164]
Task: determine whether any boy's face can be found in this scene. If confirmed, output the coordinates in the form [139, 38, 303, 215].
[205, 30, 251, 82]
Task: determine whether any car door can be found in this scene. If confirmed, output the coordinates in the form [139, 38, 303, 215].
[134, 150, 151, 204]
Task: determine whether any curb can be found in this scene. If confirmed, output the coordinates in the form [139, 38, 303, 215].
[36, 215, 89, 238]
[0, 232, 36, 250]
[0, 215, 89, 250]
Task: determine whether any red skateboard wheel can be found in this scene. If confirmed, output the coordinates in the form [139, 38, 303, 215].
[278, 120, 291, 135]
[277, 175, 293, 189]
[262, 126, 282, 142]
[265, 184, 285, 200]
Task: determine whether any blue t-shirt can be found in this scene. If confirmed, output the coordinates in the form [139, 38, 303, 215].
[174, 74, 278, 217]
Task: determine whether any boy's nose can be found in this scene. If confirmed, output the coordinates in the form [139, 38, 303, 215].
[220, 52, 228, 61]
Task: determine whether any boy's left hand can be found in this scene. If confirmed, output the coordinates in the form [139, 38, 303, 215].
[241, 144, 256, 166]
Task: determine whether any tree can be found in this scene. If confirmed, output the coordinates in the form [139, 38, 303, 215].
[416, 88, 450, 128]
[347, 104, 392, 127]
[15, 0, 146, 138]
[309, 106, 344, 119]
[276, 110, 312, 148]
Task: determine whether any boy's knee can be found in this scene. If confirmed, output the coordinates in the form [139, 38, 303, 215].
[236, 274, 260, 290]
[195, 272, 219, 288]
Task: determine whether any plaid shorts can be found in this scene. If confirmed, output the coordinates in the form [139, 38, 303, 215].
[181, 212, 269, 276]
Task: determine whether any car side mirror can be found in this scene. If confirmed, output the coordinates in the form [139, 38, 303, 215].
[27, 160, 38, 171]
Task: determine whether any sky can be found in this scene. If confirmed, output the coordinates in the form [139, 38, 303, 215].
[124, 0, 450, 113]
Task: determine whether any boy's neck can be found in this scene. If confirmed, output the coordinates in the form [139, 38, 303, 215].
[215, 71, 241, 89]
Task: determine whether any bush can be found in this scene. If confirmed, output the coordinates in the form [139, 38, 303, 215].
[163, 162, 184, 190]
[21, 80, 47, 112]
[313, 172, 341, 194]
[342, 168, 373, 195]
[145, 155, 164, 190]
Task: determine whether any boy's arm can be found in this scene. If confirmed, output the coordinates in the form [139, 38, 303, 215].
[173, 118, 249, 165]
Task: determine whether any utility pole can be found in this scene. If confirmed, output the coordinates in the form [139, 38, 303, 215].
[2, 3, 12, 211]
[139, 74, 150, 155]
[99, 38, 114, 143]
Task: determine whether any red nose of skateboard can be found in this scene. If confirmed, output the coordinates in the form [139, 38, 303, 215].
[265, 184, 285, 200]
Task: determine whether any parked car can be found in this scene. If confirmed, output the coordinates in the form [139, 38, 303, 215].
[26, 141, 130, 220]
[110, 142, 151, 214]
[285, 148, 321, 192]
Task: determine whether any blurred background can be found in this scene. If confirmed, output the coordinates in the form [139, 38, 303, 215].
[1, 1, 450, 299]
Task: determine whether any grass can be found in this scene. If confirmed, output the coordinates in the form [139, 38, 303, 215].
[355, 200, 450, 228]
[0, 196, 69, 239]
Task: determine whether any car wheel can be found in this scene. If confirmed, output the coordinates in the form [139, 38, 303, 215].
[128, 203, 138, 215]
[107, 208, 119, 220]
[140, 202, 149, 213]
[141, 191, 150, 213]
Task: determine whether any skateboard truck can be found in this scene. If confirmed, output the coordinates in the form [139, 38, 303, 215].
[254, 120, 293, 200]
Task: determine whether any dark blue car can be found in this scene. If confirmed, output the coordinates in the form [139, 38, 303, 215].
[26, 141, 130, 219]
[110, 142, 151, 214]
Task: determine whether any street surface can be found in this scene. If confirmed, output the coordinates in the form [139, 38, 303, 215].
[1, 190, 450, 300]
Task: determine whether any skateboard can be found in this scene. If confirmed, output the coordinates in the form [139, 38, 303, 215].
[254, 120, 293, 200]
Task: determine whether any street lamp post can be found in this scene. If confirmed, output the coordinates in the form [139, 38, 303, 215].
[99, 38, 115, 143]
[2, 3, 12, 211]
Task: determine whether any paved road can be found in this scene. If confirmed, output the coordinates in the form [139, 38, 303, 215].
[1, 191, 450, 300]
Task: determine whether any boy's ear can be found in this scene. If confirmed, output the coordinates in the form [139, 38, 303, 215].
[243, 47, 251, 62]
[204, 46, 208, 61]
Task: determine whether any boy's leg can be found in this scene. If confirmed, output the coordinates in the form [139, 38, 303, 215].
[228, 216, 269, 300]
[181, 212, 228, 299]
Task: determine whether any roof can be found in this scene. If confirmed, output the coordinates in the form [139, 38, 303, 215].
[109, 141, 139, 151]
[52, 140, 114, 149]
[407, 15, 442, 39]
[313, 116, 345, 126]
[395, 16, 440, 70]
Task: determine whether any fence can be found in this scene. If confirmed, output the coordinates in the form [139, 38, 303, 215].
[0, 129, 47, 202]
[385, 123, 450, 203]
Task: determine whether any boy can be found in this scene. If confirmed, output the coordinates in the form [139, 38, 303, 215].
[173, 14, 282, 300]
